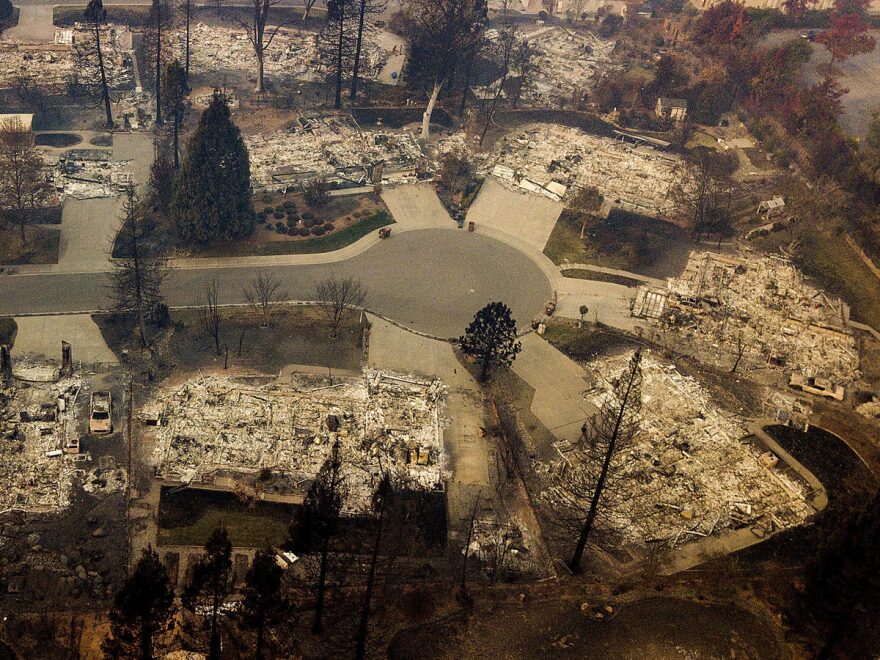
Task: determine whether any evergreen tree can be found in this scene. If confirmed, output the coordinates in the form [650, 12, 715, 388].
[171, 92, 254, 244]
[183, 526, 233, 660]
[239, 547, 289, 660]
[459, 301, 522, 382]
[103, 547, 174, 660]
[162, 59, 187, 171]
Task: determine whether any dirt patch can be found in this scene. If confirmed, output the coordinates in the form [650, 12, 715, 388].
[89, 134, 112, 147]
[96, 306, 364, 376]
[389, 596, 786, 660]
[560, 269, 643, 288]
[0, 227, 60, 265]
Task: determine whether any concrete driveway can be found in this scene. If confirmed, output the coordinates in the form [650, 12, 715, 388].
[12, 314, 118, 363]
[465, 178, 563, 252]
[56, 197, 124, 272]
[380, 184, 454, 231]
[2, 5, 54, 43]
[512, 333, 597, 446]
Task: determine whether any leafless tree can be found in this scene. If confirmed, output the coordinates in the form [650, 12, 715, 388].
[243, 271, 285, 327]
[479, 13, 516, 146]
[511, 37, 535, 108]
[318, 0, 358, 109]
[314, 274, 366, 338]
[200, 276, 223, 355]
[731, 329, 749, 373]
[140, 0, 172, 124]
[109, 187, 170, 348]
[302, 0, 319, 19]
[402, 0, 488, 139]
[548, 350, 643, 573]
[0, 117, 44, 243]
[670, 149, 738, 244]
[567, 185, 604, 239]
[350, 0, 386, 101]
[224, 0, 299, 93]
[69, 0, 114, 128]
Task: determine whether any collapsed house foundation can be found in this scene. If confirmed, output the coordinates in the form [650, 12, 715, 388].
[542, 350, 817, 551]
[489, 123, 682, 211]
[632, 251, 859, 391]
[245, 113, 424, 189]
[144, 370, 447, 513]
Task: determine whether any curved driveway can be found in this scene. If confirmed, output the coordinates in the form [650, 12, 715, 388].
[1, 229, 551, 338]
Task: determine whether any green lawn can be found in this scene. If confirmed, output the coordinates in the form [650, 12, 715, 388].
[197, 210, 394, 258]
[158, 487, 294, 548]
[543, 209, 692, 279]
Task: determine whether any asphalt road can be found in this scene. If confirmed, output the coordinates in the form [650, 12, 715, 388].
[1, 229, 551, 339]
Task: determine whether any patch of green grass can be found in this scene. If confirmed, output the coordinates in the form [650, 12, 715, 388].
[541, 319, 636, 362]
[199, 210, 394, 258]
[796, 231, 880, 330]
[560, 269, 643, 288]
[158, 488, 294, 548]
[0, 317, 17, 348]
[543, 213, 588, 265]
[0, 227, 60, 265]
[544, 209, 692, 279]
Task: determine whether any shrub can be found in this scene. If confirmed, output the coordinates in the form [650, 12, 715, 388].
[323, 222, 333, 231]
[299, 227, 311, 237]
[264, 206, 274, 214]
[273, 211, 284, 220]
[302, 211, 314, 221]
[276, 224, 288, 234]
[311, 225, 325, 236]
[275, 221, 286, 230]
[303, 217, 315, 228]
[288, 212, 300, 221]
[283, 200, 296, 210]
[256, 211, 266, 222]
[287, 217, 298, 228]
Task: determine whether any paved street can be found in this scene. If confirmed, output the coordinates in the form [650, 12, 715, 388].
[1, 229, 551, 338]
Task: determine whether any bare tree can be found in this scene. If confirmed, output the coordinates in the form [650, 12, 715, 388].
[549, 350, 643, 573]
[0, 117, 44, 242]
[225, 0, 299, 93]
[731, 329, 749, 373]
[350, 0, 386, 101]
[243, 271, 285, 327]
[302, 0, 319, 19]
[73, 0, 114, 128]
[402, 0, 488, 139]
[479, 16, 516, 146]
[109, 187, 170, 348]
[184, 0, 192, 81]
[314, 274, 366, 338]
[141, 0, 172, 124]
[288, 437, 348, 634]
[199, 276, 223, 355]
[511, 37, 535, 109]
[318, 0, 358, 109]
[670, 149, 738, 244]
[568, 185, 604, 239]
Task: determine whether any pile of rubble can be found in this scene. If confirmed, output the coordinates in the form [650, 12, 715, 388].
[490, 123, 682, 211]
[519, 27, 618, 106]
[48, 149, 134, 200]
[0, 25, 133, 91]
[167, 22, 389, 84]
[544, 350, 815, 549]
[0, 367, 81, 513]
[245, 113, 424, 188]
[632, 251, 859, 388]
[145, 370, 447, 513]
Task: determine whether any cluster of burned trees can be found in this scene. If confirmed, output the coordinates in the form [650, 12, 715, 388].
[103, 444, 420, 659]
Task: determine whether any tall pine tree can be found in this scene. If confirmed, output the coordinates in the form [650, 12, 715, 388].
[171, 92, 254, 244]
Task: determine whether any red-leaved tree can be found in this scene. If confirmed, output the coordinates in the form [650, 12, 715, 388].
[815, 0, 876, 67]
